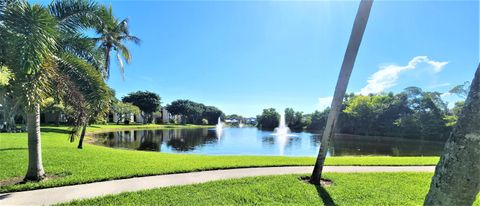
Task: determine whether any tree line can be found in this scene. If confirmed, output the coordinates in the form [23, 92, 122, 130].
[112, 93, 225, 126]
[257, 86, 466, 141]
[166, 99, 224, 125]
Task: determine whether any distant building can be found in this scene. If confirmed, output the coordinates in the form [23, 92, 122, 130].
[109, 108, 173, 124]
[245, 117, 257, 124]
[225, 119, 239, 123]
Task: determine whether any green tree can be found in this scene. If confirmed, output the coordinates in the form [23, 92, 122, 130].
[202, 106, 224, 125]
[166, 100, 219, 124]
[1, 1, 60, 181]
[284, 108, 305, 131]
[449, 81, 470, 98]
[1, 0, 109, 180]
[342, 94, 394, 135]
[257, 108, 280, 131]
[122, 91, 161, 124]
[306, 108, 330, 131]
[92, 6, 140, 79]
[48, 1, 112, 149]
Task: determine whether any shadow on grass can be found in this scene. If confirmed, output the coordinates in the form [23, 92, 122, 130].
[0, 148, 27, 151]
[300, 176, 337, 206]
[40, 128, 71, 134]
[315, 184, 337, 206]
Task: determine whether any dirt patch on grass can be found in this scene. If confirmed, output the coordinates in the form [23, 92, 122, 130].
[0, 172, 71, 187]
[299, 176, 333, 186]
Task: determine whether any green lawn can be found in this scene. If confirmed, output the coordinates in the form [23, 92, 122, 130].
[0, 125, 439, 193]
[59, 173, 480, 206]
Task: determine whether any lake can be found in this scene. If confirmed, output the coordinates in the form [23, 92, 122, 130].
[93, 127, 445, 156]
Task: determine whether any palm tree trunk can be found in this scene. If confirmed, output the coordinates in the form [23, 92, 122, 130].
[24, 103, 46, 181]
[424, 64, 480, 205]
[77, 123, 87, 149]
[310, 0, 373, 184]
[104, 46, 111, 78]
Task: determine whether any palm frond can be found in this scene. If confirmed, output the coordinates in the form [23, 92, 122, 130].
[119, 35, 141, 45]
[114, 18, 128, 34]
[116, 51, 124, 80]
[116, 43, 131, 63]
[48, 0, 100, 34]
[55, 52, 112, 139]
[1, 1, 59, 107]
[2, 2, 58, 75]
[60, 32, 105, 71]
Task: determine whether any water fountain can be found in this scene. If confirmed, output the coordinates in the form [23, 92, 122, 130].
[215, 117, 223, 138]
[273, 113, 291, 155]
[239, 120, 244, 128]
[274, 113, 291, 136]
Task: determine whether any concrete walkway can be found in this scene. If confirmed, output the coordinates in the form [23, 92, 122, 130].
[0, 166, 435, 205]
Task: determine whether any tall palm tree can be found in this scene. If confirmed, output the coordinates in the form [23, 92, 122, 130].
[93, 6, 140, 79]
[1, 1, 59, 181]
[310, 0, 373, 184]
[0, 0, 108, 181]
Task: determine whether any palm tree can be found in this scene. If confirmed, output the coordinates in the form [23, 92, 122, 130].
[93, 6, 140, 79]
[0, 0, 108, 181]
[310, 0, 373, 184]
[424, 64, 480, 205]
[1, 1, 60, 181]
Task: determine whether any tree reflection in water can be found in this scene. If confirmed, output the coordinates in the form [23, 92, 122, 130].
[96, 128, 217, 152]
[94, 128, 446, 156]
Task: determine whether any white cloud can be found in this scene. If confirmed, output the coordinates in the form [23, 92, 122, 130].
[318, 96, 333, 111]
[359, 56, 448, 95]
[427, 60, 448, 73]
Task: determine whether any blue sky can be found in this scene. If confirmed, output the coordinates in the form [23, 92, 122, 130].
[35, 0, 479, 117]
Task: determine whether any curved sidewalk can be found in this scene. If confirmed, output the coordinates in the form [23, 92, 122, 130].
[0, 166, 435, 205]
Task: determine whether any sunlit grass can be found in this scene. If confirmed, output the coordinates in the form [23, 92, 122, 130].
[59, 173, 480, 206]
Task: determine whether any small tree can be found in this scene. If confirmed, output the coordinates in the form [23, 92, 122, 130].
[256, 108, 280, 131]
[306, 109, 330, 131]
[122, 91, 160, 124]
[284, 108, 305, 131]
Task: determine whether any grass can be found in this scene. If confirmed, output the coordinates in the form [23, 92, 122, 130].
[59, 173, 480, 206]
[0, 125, 439, 193]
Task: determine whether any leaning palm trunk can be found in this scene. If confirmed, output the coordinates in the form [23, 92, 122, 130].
[424, 64, 480, 205]
[310, 0, 373, 184]
[77, 123, 87, 149]
[24, 103, 46, 181]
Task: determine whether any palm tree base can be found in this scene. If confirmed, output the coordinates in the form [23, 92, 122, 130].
[24, 172, 46, 182]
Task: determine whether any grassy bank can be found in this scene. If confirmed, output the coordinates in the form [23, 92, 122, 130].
[59, 173, 480, 206]
[1, 125, 439, 192]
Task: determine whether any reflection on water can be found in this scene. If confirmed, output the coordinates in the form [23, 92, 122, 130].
[93, 127, 445, 156]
